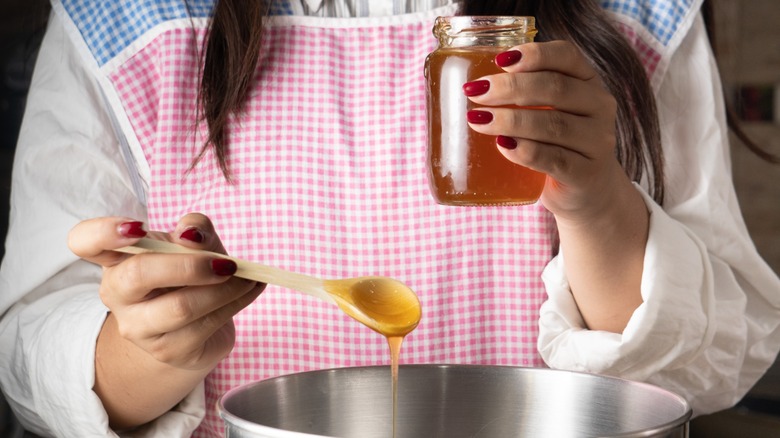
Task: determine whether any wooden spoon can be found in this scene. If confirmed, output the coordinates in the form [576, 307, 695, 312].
[118, 238, 421, 337]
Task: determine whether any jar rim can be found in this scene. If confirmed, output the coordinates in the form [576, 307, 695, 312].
[434, 16, 536, 35]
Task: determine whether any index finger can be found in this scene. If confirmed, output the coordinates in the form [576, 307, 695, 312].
[498, 41, 597, 82]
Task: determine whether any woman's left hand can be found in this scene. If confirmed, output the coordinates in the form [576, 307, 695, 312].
[465, 40, 649, 333]
[463, 40, 627, 223]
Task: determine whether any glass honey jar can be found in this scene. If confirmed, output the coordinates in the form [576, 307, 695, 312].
[424, 16, 545, 206]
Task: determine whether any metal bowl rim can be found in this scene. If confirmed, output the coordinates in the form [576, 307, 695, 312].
[217, 364, 692, 438]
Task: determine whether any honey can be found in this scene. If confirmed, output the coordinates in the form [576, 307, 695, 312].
[323, 277, 420, 438]
[425, 16, 545, 206]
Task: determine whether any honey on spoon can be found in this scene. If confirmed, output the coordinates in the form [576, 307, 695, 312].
[118, 237, 422, 338]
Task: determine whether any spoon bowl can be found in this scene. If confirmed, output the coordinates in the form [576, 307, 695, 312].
[324, 277, 421, 337]
[118, 238, 421, 337]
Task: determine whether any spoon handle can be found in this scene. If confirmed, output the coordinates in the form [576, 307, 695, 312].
[117, 238, 337, 305]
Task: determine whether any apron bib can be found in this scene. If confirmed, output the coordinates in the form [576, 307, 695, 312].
[110, 5, 557, 436]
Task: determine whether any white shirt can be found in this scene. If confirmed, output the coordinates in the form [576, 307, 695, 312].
[289, 0, 454, 17]
[1, 8, 779, 438]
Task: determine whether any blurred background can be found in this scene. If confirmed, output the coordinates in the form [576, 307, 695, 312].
[0, 0, 778, 436]
[692, 0, 780, 434]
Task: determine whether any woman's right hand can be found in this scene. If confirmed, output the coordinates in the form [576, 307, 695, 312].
[68, 213, 264, 428]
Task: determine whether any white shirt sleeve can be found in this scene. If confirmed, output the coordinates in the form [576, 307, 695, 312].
[537, 14, 780, 416]
[0, 13, 204, 437]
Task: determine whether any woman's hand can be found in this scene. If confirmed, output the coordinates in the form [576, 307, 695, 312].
[462, 40, 624, 222]
[68, 213, 264, 428]
[464, 41, 648, 333]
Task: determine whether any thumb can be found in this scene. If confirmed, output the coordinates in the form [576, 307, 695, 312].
[68, 217, 149, 267]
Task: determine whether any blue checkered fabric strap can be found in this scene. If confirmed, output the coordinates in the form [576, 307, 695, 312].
[56, 0, 207, 67]
[600, 0, 699, 46]
[55, 0, 294, 67]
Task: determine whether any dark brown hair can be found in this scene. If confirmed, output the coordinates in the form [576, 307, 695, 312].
[193, 0, 267, 178]
[195, 0, 764, 204]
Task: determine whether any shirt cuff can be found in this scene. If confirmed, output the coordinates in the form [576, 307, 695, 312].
[537, 184, 716, 381]
[1, 288, 205, 437]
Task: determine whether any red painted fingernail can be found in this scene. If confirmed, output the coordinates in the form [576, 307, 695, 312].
[211, 259, 237, 276]
[496, 135, 518, 150]
[180, 227, 204, 243]
[462, 80, 490, 97]
[495, 50, 522, 67]
[467, 110, 493, 124]
[118, 221, 147, 238]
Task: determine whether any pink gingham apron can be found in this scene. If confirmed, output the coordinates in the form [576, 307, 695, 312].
[48, 0, 700, 436]
[58, 0, 696, 434]
[54, 2, 684, 437]
[114, 6, 555, 434]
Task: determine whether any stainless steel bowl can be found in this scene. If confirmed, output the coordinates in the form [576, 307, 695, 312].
[218, 365, 691, 437]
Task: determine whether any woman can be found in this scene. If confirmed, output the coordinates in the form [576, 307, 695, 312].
[1, 0, 779, 436]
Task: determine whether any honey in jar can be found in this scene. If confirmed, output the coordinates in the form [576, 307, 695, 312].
[425, 16, 545, 206]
